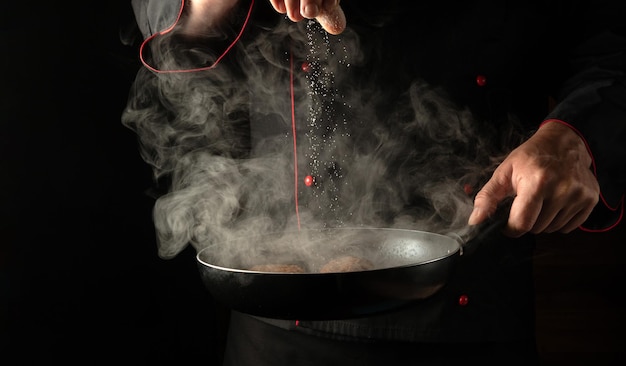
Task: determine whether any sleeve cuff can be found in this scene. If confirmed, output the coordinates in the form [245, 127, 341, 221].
[540, 119, 624, 232]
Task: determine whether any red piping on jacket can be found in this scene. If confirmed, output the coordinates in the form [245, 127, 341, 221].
[136, 0, 303, 227]
[289, 51, 302, 229]
[540, 119, 624, 232]
[139, 0, 255, 73]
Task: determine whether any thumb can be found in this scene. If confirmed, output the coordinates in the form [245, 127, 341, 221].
[468, 166, 513, 226]
[316, 4, 346, 35]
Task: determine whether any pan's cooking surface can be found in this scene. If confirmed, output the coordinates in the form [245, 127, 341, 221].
[196, 227, 463, 319]
[197, 227, 460, 274]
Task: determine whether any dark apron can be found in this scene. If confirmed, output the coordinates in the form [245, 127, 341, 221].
[221, 233, 538, 366]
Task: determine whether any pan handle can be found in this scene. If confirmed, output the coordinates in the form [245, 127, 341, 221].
[458, 197, 513, 256]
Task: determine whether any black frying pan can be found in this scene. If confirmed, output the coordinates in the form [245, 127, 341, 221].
[196, 227, 467, 320]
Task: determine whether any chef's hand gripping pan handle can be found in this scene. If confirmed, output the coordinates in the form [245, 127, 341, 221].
[460, 197, 513, 256]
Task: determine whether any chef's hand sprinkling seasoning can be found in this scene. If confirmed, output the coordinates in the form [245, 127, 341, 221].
[269, 0, 346, 35]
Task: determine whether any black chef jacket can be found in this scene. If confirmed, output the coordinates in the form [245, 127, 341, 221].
[124, 0, 626, 344]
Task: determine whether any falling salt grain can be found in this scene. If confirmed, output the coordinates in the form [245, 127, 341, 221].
[303, 20, 353, 228]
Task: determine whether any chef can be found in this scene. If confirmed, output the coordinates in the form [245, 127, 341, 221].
[123, 0, 626, 364]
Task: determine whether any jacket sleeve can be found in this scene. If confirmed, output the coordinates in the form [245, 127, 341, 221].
[544, 0, 626, 231]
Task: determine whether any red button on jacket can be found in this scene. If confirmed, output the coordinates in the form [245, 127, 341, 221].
[476, 74, 487, 86]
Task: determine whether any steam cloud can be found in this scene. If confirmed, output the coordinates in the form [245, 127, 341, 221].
[122, 6, 522, 261]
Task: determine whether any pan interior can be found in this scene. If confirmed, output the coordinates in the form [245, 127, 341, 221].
[197, 227, 461, 273]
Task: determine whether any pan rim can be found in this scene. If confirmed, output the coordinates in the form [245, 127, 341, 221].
[196, 226, 462, 275]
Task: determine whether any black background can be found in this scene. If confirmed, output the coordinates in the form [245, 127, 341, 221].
[1, 2, 625, 365]
[1, 2, 226, 364]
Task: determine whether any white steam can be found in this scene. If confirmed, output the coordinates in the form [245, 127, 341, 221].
[122, 7, 520, 260]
